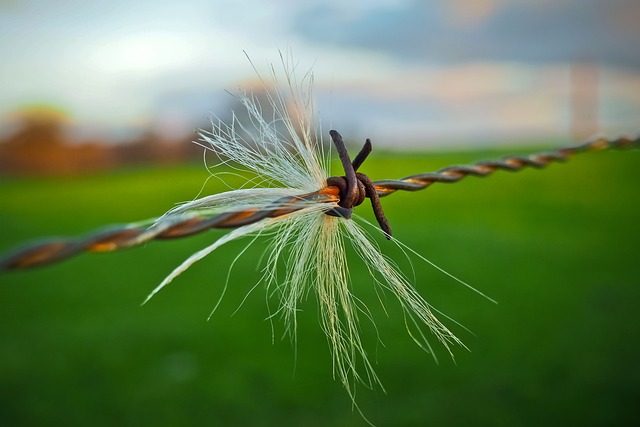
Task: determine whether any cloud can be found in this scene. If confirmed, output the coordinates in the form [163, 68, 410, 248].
[446, 0, 508, 28]
[0, 0, 637, 146]
[309, 61, 574, 146]
[293, 0, 640, 70]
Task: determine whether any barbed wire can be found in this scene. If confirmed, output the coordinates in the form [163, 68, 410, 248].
[1, 135, 637, 271]
[374, 135, 638, 196]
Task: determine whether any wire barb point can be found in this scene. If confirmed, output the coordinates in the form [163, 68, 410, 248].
[325, 131, 392, 239]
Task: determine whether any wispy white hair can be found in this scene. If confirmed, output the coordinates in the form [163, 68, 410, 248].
[145, 53, 473, 411]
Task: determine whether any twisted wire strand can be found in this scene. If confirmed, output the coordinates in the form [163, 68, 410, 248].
[374, 135, 638, 196]
[0, 189, 340, 270]
[1, 135, 637, 271]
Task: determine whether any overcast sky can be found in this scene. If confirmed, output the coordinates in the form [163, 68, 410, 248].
[1, 0, 638, 147]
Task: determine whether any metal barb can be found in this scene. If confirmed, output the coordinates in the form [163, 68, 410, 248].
[328, 130, 359, 209]
[0, 135, 637, 270]
[325, 131, 392, 239]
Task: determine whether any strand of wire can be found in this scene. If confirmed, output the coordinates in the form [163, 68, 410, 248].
[373, 135, 638, 196]
[1, 135, 637, 270]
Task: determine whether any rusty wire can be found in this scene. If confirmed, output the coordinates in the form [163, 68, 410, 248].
[1, 135, 637, 271]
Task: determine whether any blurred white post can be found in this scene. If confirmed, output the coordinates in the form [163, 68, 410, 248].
[570, 60, 599, 141]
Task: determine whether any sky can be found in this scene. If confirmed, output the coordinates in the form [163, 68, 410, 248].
[1, 0, 638, 148]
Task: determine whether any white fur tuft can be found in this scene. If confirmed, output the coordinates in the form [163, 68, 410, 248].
[146, 54, 474, 413]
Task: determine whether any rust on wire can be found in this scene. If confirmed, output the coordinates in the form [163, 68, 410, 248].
[325, 130, 392, 238]
[374, 136, 638, 197]
[0, 134, 638, 271]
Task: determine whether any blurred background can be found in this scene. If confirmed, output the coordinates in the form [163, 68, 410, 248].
[1, 0, 639, 174]
[1, 1, 639, 427]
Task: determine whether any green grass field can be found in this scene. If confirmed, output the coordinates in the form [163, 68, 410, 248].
[1, 147, 639, 427]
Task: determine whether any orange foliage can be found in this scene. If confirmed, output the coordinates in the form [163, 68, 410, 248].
[0, 109, 201, 176]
